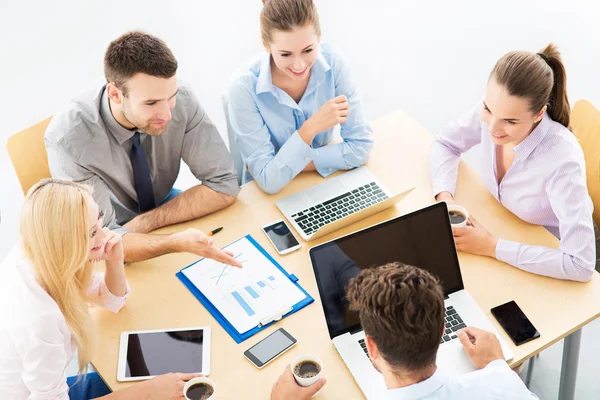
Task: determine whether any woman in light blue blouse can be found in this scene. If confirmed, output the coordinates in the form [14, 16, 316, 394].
[228, 0, 373, 194]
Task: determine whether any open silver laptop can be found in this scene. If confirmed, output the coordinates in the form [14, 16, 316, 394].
[276, 166, 414, 241]
[308, 202, 514, 399]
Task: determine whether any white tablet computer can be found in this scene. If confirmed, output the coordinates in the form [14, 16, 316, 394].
[117, 327, 211, 382]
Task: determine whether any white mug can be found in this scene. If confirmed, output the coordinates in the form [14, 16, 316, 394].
[447, 204, 469, 228]
[291, 355, 324, 398]
[183, 377, 216, 400]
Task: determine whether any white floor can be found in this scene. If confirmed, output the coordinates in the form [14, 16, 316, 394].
[2, 1, 600, 398]
[519, 321, 600, 400]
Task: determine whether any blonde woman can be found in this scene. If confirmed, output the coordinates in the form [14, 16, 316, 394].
[0, 179, 199, 400]
[228, 0, 373, 194]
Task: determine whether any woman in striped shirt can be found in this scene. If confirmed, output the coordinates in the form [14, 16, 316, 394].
[430, 43, 597, 282]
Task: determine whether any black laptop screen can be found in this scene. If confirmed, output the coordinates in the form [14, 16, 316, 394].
[309, 202, 464, 339]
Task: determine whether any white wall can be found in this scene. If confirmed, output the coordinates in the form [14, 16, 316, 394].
[1, 0, 599, 258]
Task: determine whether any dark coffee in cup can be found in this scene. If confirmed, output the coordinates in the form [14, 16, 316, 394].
[185, 382, 214, 400]
[448, 210, 466, 224]
[294, 360, 321, 379]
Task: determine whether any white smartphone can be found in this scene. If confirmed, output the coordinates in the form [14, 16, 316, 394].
[243, 328, 297, 369]
[262, 220, 301, 255]
[117, 326, 211, 382]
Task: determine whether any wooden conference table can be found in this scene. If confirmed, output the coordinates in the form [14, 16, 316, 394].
[91, 110, 600, 400]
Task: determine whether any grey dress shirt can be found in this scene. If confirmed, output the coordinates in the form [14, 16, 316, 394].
[45, 83, 239, 235]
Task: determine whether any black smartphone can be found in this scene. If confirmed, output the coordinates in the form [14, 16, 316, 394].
[243, 328, 297, 369]
[262, 220, 301, 255]
[491, 301, 540, 346]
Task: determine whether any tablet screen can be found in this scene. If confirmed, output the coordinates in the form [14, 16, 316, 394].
[124, 329, 205, 377]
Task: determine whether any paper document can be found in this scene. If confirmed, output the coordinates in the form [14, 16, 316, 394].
[181, 236, 306, 334]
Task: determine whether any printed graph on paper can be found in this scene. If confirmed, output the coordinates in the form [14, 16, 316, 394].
[181, 237, 306, 334]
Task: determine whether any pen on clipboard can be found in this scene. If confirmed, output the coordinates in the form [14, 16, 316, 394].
[207, 227, 223, 236]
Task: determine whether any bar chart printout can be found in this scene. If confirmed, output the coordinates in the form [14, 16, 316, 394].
[181, 237, 306, 334]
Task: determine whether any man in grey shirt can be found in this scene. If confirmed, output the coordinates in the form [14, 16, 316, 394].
[45, 31, 241, 266]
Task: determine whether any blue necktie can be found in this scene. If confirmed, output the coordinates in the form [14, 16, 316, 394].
[130, 132, 156, 213]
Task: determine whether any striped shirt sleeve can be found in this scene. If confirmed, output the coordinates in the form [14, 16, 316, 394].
[496, 159, 596, 282]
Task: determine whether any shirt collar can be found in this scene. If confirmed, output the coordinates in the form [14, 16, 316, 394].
[303, 51, 331, 98]
[386, 369, 448, 400]
[255, 53, 275, 95]
[255, 47, 332, 98]
[100, 86, 137, 145]
[512, 112, 551, 160]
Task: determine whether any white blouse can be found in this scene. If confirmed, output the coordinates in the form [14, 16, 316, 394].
[0, 245, 129, 400]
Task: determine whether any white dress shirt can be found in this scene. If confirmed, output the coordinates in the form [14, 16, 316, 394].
[386, 360, 538, 400]
[0, 245, 129, 400]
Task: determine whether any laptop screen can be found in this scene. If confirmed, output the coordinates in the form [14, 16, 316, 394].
[309, 202, 464, 339]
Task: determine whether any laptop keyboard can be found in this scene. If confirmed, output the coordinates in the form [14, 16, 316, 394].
[291, 182, 388, 236]
[440, 306, 467, 344]
[358, 338, 370, 359]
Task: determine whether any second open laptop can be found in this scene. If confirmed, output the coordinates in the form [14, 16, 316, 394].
[276, 166, 414, 241]
[308, 202, 514, 399]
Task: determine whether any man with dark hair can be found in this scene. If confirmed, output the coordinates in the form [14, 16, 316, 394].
[45, 31, 241, 265]
[268, 262, 536, 400]
[344, 262, 538, 399]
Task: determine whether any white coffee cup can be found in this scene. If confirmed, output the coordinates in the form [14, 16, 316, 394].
[291, 355, 324, 398]
[447, 204, 469, 228]
[183, 377, 216, 400]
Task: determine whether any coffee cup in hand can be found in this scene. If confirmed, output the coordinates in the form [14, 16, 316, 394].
[447, 205, 469, 228]
[291, 355, 324, 397]
[184, 377, 216, 400]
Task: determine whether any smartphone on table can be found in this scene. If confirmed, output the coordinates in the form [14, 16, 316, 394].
[244, 328, 297, 369]
[262, 220, 301, 255]
[491, 300, 540, 346]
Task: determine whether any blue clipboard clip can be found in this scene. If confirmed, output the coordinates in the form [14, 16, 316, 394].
[259, 305, 293, 327]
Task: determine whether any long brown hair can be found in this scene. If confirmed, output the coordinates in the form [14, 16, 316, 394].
[260, 0, 321, 45]
[491, 43, 571, 130]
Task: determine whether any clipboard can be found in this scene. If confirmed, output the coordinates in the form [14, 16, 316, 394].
[176, 234, 314, 344]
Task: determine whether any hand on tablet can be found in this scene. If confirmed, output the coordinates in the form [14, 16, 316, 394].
[171, 228, 243, 268]
[140, 373, 202, 400]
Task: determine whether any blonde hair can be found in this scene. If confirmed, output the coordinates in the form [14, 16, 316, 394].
[260, 0, 321, 45]
[20, 179, 96, 374]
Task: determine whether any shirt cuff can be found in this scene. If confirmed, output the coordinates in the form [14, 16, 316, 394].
[273, 131, 313, 174]
[431, 181, 456, 199]
[201, 177, 241, 198]
[99, 280, 131, 313]
[312, 143, 347, 177]
[485, 359, 511, 371]
[496, 239, 520, 267]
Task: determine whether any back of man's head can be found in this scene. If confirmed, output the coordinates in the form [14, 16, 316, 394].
[104, 31, 178, 96]
[347, 262, 445, 373]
